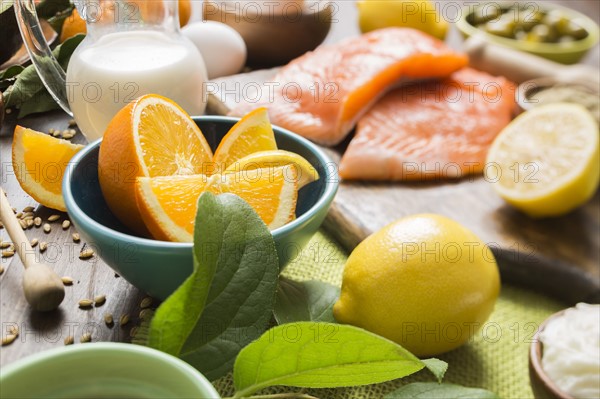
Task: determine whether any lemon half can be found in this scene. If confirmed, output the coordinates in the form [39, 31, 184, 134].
[485, 103, 599, 218]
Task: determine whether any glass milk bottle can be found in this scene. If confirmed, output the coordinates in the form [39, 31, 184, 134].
[15, 0, 208, 140]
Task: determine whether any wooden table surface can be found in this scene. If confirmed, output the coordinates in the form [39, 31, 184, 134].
[1, 0, 599, 369]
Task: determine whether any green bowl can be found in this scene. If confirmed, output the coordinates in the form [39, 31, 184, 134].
[63, 116, 338, 300]
[456, 2, 599, 64]
[0, 343, 221, 398]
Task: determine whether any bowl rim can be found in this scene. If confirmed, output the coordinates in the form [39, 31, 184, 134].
[456, 1, 600, 55]
[529, 309, 574, 399]
[63, 115, 339, 249]
[0, 342, 221, 397]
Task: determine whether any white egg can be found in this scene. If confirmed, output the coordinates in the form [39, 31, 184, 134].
[182, 21, 247, 79]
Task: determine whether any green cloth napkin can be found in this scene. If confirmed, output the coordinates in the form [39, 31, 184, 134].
[214, 230, 565, 398]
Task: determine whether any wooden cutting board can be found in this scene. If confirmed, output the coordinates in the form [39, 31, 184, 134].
[207, 69, 600, 304]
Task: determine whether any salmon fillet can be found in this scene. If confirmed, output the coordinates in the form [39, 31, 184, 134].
[229, 28, 468, 146]
[339, 68, 516, 181]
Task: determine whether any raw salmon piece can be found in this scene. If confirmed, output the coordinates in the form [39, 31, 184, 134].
[229, 28, 468, 146]
[339, 68, 516, 181]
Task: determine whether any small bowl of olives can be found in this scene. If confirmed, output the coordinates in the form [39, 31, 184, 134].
[457, 2, 599, 64]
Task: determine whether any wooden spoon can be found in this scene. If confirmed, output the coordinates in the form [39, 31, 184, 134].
[0, 189, 65, 311]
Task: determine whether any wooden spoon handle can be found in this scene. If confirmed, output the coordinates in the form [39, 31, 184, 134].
[0, 188, 35, 269]
[464, 36, 600, 86]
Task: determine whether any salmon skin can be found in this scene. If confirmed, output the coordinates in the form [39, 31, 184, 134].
[339, 68, 516, 181]
[229, 28, 468, 146]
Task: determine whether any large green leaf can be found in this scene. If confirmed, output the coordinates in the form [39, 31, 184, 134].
[384, 382, 500, 398]
[178, 193, 279, 380]
[274, 277, 340, 324]
[148, 192, 279, 381]
[232, 322, 447, 398]
[148, 192, 225, 356]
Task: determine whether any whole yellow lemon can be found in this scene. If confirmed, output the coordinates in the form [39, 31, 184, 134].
[357, 0, 448, 40]
[333, 214, 500, 357]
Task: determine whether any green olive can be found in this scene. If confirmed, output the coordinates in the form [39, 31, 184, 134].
[562, 20, 588, 40]
[485, 17, 516, 38]
[471, 5, 502, 25]
[516, 10, 545, 31]
[544, 9, 570, 32]
[527, 24, 559, 43]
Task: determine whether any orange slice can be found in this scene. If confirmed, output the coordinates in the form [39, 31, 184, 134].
[212, 107, 277, 172]
[98, 94, 213, 235]
[224, 150, 320, 189]
[135, 166, 298, 242]
[12, 126, 84, 211]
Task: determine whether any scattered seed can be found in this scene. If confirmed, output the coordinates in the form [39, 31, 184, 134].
[22, 206, 35, 212]
[61, 276, 73, 285]
[0, 266, 4, 275]
[104, 313, 114, 326]
[119, 314, 130, 327]
[39, 242, 48, 252]
[62, 220, 71, 229]
[48, 128, 55, 134]
[79, 248, 94, 259]
[72, 233, 80, 243]
[130, 327, 138, 338]
[8, 325, 19, 336]
[68, 119, 77, 127]
[139, 309, 152, 321]
[47, 214, 60, 222]
[43, 223, 51, 233]
[26, 219, 34, 228]
[78, 299, 94, 308]
[64, 335, 74, 345]
[23, 215, 34, 221]
[80, 333, 92, 343]
[5, 108, 12, 115]
[94, 295, 106, 306]
[23, 211, 34, 218]
[62, 132, 74, 139]
[11, 207, 16, 213]
[19, 219, 28, 229]
[30, 238, 38, 248]
[2, 334, 16, 346]
[0, 241, 11, 249]
[139, 297, 153, 309]
[16, 212, 23, 219]
[2, 250, 14, 258]
[52, 130, 61, 138]
[34, 217, 42, 227]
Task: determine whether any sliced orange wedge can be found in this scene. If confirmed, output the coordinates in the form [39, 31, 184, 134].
[135, 166, 298, 242]
[212, 107, 277, 172]
[98, 94, 213, 234]
[12, 126, 84, 211]
[224, 150, 320, 189]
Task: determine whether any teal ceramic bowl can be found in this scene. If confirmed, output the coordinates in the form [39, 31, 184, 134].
[63, 116, 338, 300]
[456, 2, 599, 64]
[0, 343, 220, 398]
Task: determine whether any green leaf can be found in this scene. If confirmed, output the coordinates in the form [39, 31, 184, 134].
[36, 0, 71, 20]
[274, 277, 340, 324]
[179, 193, 279, 380]
[384, 382, 500, 399]
[148, 192, 224, 356]
[1, 1, 13, 14]
[148, 192, 279, 381]
[0, 65, 24, 81]
[422, 358, 448, 383]
[3, 34, 84, 115]
[233, 322, 442, 398]
[16, 89, 60, 117]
